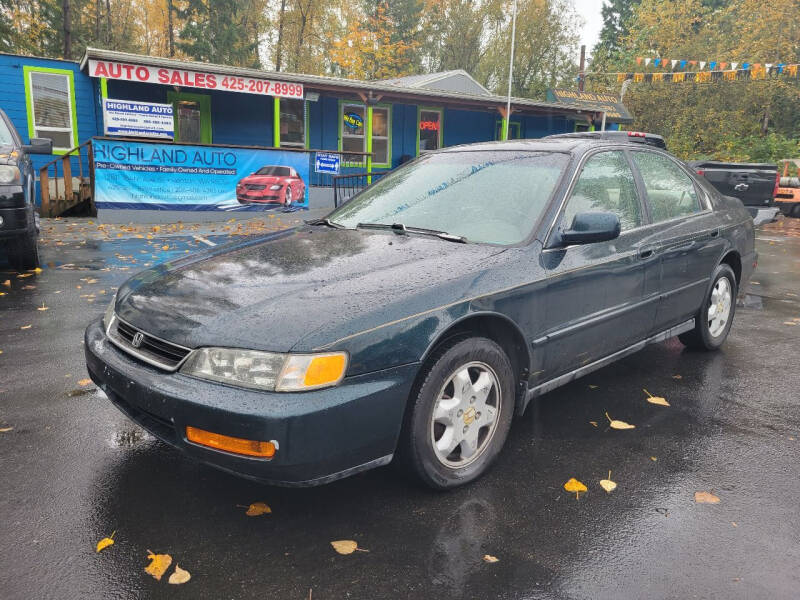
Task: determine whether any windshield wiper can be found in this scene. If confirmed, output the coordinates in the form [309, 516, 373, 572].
[356, 222, 467, 243]
[306, 217, 346, 229]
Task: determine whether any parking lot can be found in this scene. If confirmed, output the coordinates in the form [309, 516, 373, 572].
[1, 215, 799, 599]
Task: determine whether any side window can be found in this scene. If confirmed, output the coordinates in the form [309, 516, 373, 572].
[562, 151, 642, 231]
[632, 152, 701, 222]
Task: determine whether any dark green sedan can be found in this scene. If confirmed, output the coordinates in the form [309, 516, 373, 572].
[85, 135, 756, 489]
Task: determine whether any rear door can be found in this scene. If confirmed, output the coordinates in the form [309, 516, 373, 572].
[631, 151, 726, 332]
[537, 149, 658, 380]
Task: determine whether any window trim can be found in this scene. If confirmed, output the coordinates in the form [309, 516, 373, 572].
[416, 106, 443, 155]
[495, 119, 521, 140]
[338, 100, 392, 168]
[276, 97, 308, 149]
[23, 65, 79, 155]
[167, 90, 212, 144]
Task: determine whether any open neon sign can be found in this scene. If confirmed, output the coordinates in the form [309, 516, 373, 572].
[419, 120, 440, 131]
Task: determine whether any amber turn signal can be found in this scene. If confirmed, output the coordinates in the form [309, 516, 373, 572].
[186, 426, 276, 459]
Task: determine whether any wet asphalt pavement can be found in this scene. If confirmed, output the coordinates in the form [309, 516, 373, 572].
[1, 216, 799, 600]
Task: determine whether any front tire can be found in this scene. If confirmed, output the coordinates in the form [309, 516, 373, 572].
[399, 337, 515, 490]
[284, 187, 293, 206]
[8, 230, 40, 271]
[679, 263, 737, 350]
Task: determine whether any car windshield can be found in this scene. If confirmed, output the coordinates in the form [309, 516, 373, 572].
[256, 166, 291, 176]
[329, 150, 568, 245]
[0, 119, 13, 146]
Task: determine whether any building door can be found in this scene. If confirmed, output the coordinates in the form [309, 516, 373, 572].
[167, 91, 211, 144]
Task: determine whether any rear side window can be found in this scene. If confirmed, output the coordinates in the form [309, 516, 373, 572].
[632, 152, 701, 222]
[562, 151, 642, 231]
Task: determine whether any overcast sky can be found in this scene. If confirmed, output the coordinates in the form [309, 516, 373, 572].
[572, 0, 606, 55]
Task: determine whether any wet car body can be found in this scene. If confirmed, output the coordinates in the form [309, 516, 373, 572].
[236, 166, 305, 205]
[86, 138, 756, 486]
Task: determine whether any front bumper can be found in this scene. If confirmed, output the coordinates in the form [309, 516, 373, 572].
[0, 205, 32, 240]
[85, 319, 418, 486]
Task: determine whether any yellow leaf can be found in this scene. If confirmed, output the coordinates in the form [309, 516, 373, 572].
[20, 325, 31, 330]
[563, 477, 588, 494]
[168, 564, 191, 584]
[694, 491, 720, 504]
[605, 412, 635, 429]
[330, 540, 363, 554]
[599, 471, 617, 493]
[650, 456, 657, 461]
[644, 389, 670, 406]
[32, 267, 43, 274]
[17, 273, 32, 278]
[589, 421, 598, 427]
[37, 303, 49, 312]
[244, 502, 271, 516]
[783, 322, 797, 326]
[145, 552, 172, 580]
[96, 531, 115, 553]
[161, 245, 170, 251]
[78, 378, 92, 386]
[2, 279, 10, 287]
[0, 427, 12, 433]
[483, 554, 499, 563]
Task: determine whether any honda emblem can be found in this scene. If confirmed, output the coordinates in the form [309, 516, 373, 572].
[131, 331, 145, 348]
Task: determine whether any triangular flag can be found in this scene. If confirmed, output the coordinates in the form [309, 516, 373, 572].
[671, 59, 678, 69]
[753, 63, 761, 70]
[719, 62, 727, 70]
[644, 58, 651, 66]
[699, 61, 706, 69]
[731, 62, 738, 69]
[765, 63, 773, 70]
[636, 57, 643, 65]
[709, 61, 717, 70]
[689, 60, 697, 66]
[742, 62, 750, 69]
[680, 60, 687, 69]
[654, 58, 661, 67]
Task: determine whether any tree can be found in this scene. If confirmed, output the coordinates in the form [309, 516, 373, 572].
[591, 0, 641, 70]
[420, 0, 497, 73]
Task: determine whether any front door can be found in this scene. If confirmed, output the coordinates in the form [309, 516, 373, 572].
[167, 91, 211, 144]
[538, 150, 658, 380]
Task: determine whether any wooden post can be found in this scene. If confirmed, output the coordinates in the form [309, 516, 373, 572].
[578, 45, 586, 91]
[39, 168, 49, 217]
[62, 155, 72, 204]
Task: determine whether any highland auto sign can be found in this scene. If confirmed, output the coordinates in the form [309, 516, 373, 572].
[88, 59, 304, 99]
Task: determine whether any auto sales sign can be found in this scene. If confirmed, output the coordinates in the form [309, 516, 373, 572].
[88, 59, 304, 99]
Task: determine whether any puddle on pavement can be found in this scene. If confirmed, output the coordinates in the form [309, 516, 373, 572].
[738, 294, 763, 309]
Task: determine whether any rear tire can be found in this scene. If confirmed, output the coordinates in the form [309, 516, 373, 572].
[679, 263, 737, 351]
[8, 230, 40, 271]
[399, 337, 515, 490]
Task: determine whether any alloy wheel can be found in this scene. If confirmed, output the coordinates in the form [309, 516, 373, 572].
[708, 276, 732, 337]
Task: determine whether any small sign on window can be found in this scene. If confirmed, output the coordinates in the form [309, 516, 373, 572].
[315, 153, 340, 174]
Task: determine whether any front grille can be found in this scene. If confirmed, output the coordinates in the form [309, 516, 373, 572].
[108, 316, 192, 371]
[245, 184, 266, 191]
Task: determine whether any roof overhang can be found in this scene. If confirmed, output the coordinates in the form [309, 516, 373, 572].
[81, 48, 595, 119]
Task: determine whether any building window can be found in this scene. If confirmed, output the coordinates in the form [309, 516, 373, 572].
[418, 108, 442, 153]
[167, 91, 212, 144]
[23, 67, 78, 153]
[280, 98, 306, 148]
[340, 102, 391, 167]
[495, 120, 521, 140]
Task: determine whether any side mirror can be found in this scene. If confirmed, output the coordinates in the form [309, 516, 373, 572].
[22, 137, 53, 155]
[560, 212, 621, 245]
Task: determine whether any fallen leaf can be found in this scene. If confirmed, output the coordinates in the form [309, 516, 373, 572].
[672, 374, 682, 380]
[330, 540, 368, 554]
[650, 456, 657, 461]
[644, 389, 670, 406]
[694, 491, 720, 504]
[783, 321, 797, 326]
[483, 554, 499, 563]
[599, 470, 617, 493]
[161, 245, 170, 251]
[78, 378, 92, 386]
[96, 531, 115, 553]
[145, 552, 172, 580]
[605, 412, 635, 429]
[17, 273, 32, 278]
[37, 303, 49, 312]
[244, 502, 271, 516]
[2, 280, 10, 287]
[20, 325, 31, 330]
[589, 421, 598, 427]
[32, 267, 43, 274]
[731, 522, 738, 527]
[168, 564, 191, 584]
[588, 384, 599, 389]
[563, 477, 588, 499]
[0, 427, 12, 433]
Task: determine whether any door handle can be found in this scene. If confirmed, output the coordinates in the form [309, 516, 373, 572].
[638, 245, 657, 259]
[709, 229, 720, 238]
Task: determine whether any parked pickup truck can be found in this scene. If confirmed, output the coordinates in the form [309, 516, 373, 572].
[688, 160, 781, 225]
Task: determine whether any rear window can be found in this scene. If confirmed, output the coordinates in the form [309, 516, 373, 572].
[256, 166, 291, 176]
[632, 152, 701, 222]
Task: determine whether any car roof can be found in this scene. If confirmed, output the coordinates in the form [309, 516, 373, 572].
[546, 131, 667, 149]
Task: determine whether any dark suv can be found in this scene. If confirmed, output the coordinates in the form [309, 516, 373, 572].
[0, 109, 52, 270]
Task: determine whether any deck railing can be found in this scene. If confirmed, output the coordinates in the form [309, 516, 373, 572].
[332, 171, 388, 207]
[38, 139, 95, 217]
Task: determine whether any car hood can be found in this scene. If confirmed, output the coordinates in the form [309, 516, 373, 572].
[240, 175, 286, 185]
[115, 227, 508, 352]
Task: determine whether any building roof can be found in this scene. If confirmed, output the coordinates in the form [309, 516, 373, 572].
[79, 48, 596, 119]
[381, 70, 491, 96]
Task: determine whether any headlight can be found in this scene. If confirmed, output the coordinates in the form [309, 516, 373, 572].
[269, 184, 282, 190]
[179, 348, 347, 392]
[0, 165, 21, 185]
[104, 294, 117, 332]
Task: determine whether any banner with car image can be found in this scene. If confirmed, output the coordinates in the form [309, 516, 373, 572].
[93, 138, 310, 211]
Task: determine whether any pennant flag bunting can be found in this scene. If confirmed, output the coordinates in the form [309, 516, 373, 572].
[719, 62, 727, 70]
[653, 72, 664, 82]
[742, 62, 749, 69]
[723, 70, 737, 81]
[709, 61, 717, 70]
[671, 59, 678, 69]
[636, 57, 643, 65]
[674, 72, 685, 83]
[644, 58, 651, 66]
[680, 60, 687, 69]
[699, 61, 706, 69]
[654, 58, 661, 67]
[731, 62, 738, 69]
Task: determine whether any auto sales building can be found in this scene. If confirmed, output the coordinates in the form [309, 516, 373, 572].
[0, 48, 604, 214]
